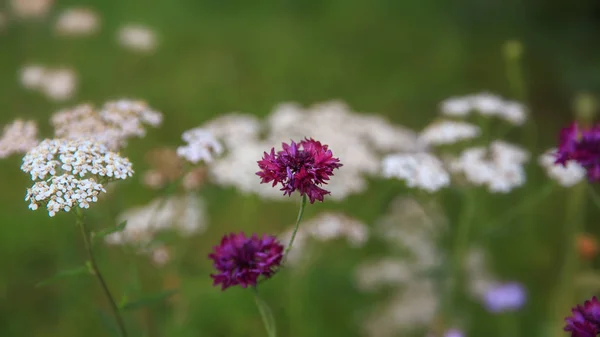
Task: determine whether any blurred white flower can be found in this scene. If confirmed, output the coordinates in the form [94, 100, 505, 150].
[151, 246, 171, 266]
[355, 259, 413, 291]
[177, 128, 223, 164]
[538, 148, 585, 187]
[204, 113, 262, 148]
[20, 64, 46, 89]
[0, 119, 39, 158]
[55, 7, 100, 37]
[105, 193, 207, 247]
[118, 24, 157, 52]
[40, 68, 77, 101]
[419, 120, 481, 146]
[382, 152, 450, 192]
[439, 97, 471, 117]
[10, 0, 52, 19]
[439, 92, 527, 126]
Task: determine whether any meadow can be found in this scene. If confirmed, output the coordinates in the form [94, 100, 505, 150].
[1, 1, 600, 337]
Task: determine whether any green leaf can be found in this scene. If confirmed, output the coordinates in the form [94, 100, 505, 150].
[120, 289, 178, 311]
[35, 264, 91, 288]
[253, 290, 277, 337]
[92, 221, 127, 242]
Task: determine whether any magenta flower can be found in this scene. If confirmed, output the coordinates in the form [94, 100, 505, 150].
[556, 123, 600, 181]
[209, 232, 284, 290]
[564, 296, 600, 337]
[256, 138, 342, 203]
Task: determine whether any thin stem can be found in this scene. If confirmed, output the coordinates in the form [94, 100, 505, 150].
[252, 288, 277, 337]
[282, 195, 307, 264]
[76, 210, 128, 337]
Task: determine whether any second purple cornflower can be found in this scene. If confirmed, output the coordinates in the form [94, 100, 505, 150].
[256, 138, 342, 203]
[555, 122, 600, 181]
[564, 296, 600, 337]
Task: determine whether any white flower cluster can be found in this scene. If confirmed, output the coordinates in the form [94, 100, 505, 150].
[176, 127, 223, 164]
[280, 212, 369, 266]
[55, 7, 99, 37]
[21, 138, 134, 216]
[105, 193, 207, 247]
[51, 99, 162, 149]
[440, 92, 527, 126]
[381, 153, 450, 192]
[538, 148, 585, 187]
[21, 138, 134, 181]
[10, 0, 53, 19]
[450, 141, 529, 193]
[356, 196, 447, 336]
[19, 65, 77, 101]
[26, 174, 105, 216]
[201, 101, 421, 201]
[419, 120, 481, 146]
[118, 24, 157, 52]
[0, 119, 39, 158]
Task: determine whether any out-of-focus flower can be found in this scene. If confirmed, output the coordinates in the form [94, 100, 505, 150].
[177, 127, 223, 164]
[382, 152, 450, 192]
[55, 7, 99, 36]
[564, 296, 600, 337]
[20, 64, 46, 89]
[209, 233, 283, 290]
[439, 92, 527, 126]
[51, 99, 162, 150]
[555, 122, 600, 181]
[182, 166, 207, 191]
[443, 329, 465, 337]
[483, 282, 527, 313]
[151, 246, 171, 267]
[118, 24, 157, 52]
[39, 68, 77, 101]
[450, 141, 529, 193]
[10, 0, 53, 19]
[257, 138, 342, 203]
[577, 234, 599, 260]
[355, 258, 413, 291]
[419, 120, 481, 146]
[539, 148, 585, 187]
[105, 193, 207, 247]
[0, 119, 38, 158]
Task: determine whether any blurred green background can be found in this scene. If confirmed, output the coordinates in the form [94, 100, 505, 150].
[2, 0, 600, 336]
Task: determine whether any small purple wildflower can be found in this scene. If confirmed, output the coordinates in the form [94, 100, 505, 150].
[208, 232, 284, 291]
[443, 328, 465, 337]
[564, 296, 600, 337]
[483, 282, 527, 313]
[555, 122, 600, 181]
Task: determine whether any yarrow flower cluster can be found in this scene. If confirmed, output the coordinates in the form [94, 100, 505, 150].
[256, 138, 342, 203]
[439, 92, 527, 126]
[176, 127, 223, 164]
[0, 119, 39, 158]
[419, 120, 481, 146]
[555, 123, 600, 181]
[21, 138, 134, 216]
[51, 99, 162, 150]
[381, 152, 450, 192]
[209, 233, 284, 290]
[564, 296, 600, 337]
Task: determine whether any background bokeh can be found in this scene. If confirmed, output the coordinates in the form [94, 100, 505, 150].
[1, 1, 600, 337]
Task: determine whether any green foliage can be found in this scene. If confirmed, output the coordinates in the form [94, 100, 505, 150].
[35, 263, 92, 288]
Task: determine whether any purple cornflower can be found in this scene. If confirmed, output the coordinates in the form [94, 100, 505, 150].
[555, 122, 600, 181]
[483, 282, 527, 313]
[208, 233, 284, 290]
[565, 296, 600, 337]
[256, 138, 342, 203]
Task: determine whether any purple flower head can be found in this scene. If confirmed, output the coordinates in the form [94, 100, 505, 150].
[256, 138, 342, 203]
[555, 123, 600, 181]
[208, 232, 284, 291]
[483, 282, 527, 313]
[565, 296, 600, 337]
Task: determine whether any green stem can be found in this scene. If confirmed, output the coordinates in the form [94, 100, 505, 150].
[282, 195, 307, 264]
[76, 210, 128, 337]
[252, 288, 277, 337]
[550, 182, 586, 337]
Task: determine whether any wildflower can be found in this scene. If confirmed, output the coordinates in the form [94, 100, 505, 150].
[555, 123, 600, 181]
[118, 24, 157, 52]
[10, 0, 52, 19]
[176, 127, 223, 164]
[55, 7, 99, 36]
[439, 92, 527, 126]
[539, 148, 585, 187]
[440, 97, 471, 117]
[419, 120, 481, 146]
[577, 234, 599, 260]
[483, 282, 527, 313]
[39, 68, 77, 101]
[256, 138, 342, 203]
[381, 152, 450, 192]
[564, 296, 600, 337]
[19, 64, 46, 89]
[208, 233, 284, 290]
[0, 119, 38, 158]
[443, 329, 465, 337]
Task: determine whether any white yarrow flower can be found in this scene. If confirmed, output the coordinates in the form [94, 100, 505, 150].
[382, 153, 450, 192]
[0, 119, 39, 158]
[20, 64, 46, 89]
[55, 7, 100, 36]
[419, 120, 481, 146]
[118, 24, 157, 52]
[40, 68, 77, 101]
[177, 128, 223, 164]
[538, 148, 585, 187]
[440, 97, 472, 117]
